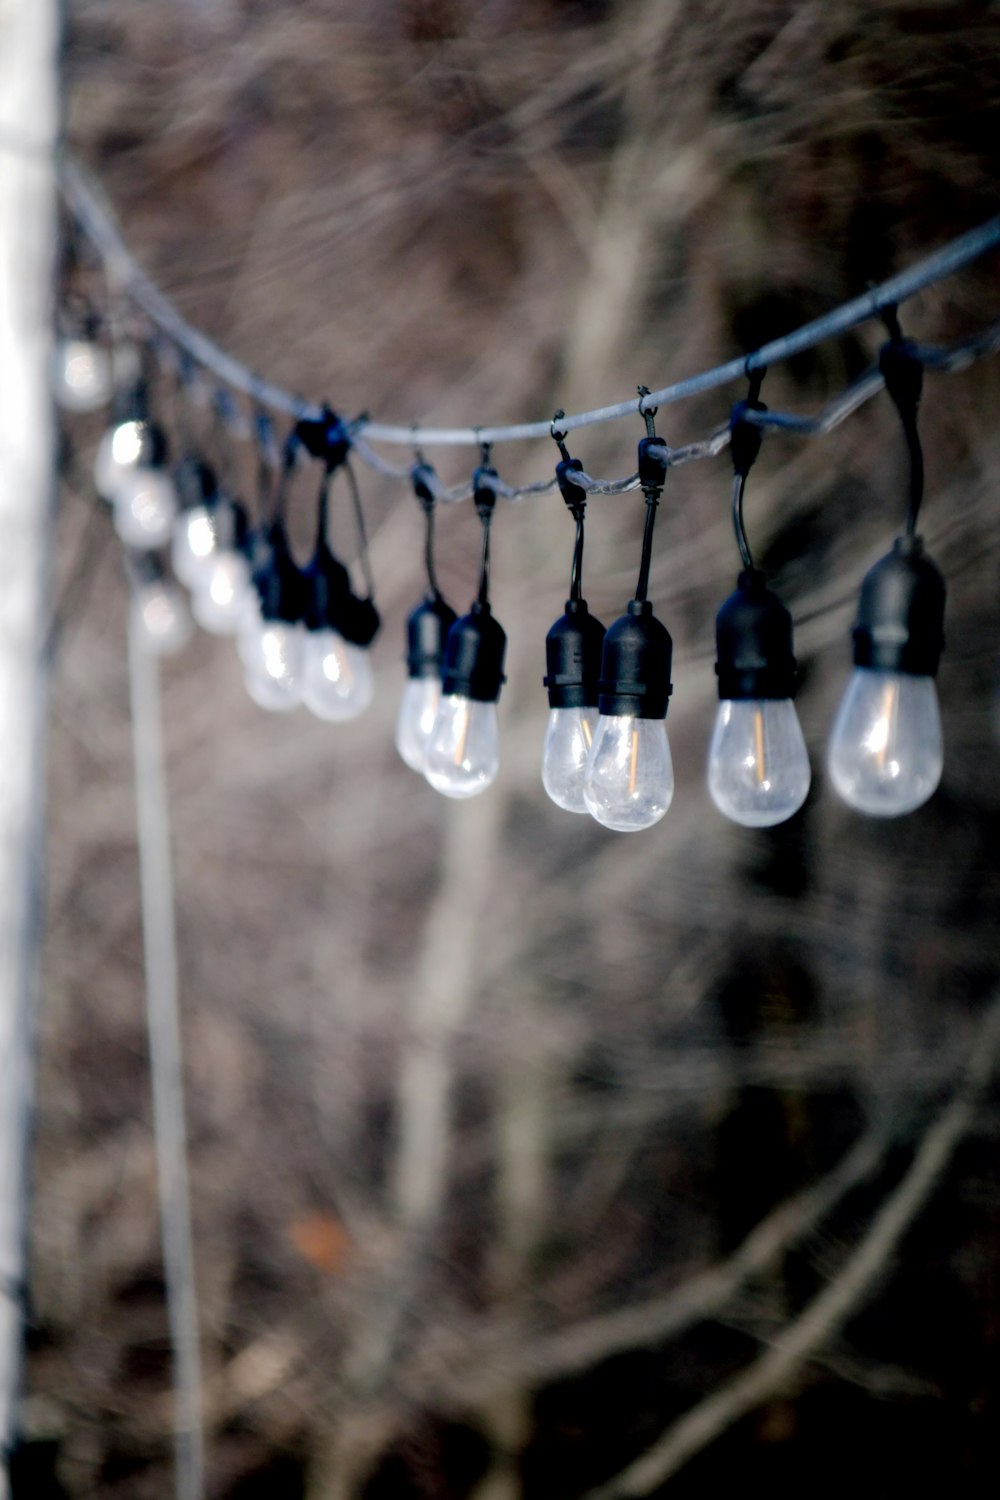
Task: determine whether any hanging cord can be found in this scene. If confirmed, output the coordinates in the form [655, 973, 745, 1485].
[878, 305, 925, 536]
[473, 440, 497, 608]
[344, 459, 376, 602]
[210, 387, 238, 494]
[551, 410, 588, 604]
[729, 366, 768, 572]
[634, 388, 669, 605]
[411, 456, 443, 599]
[127, 622, 205, 1500]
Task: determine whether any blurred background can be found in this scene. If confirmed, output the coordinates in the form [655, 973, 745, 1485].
[22, 1, 1000, 1495]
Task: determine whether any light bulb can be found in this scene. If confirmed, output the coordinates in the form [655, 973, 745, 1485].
[302, 629, 374, 722]
[708, 699, 811, 827]
[53, 338, 111, 412]
[172, 504, 219, 587]
[396, 677, 443, 772]
[542, 706, 599, 813]
[828, 668, 943, 816]
[112, 467, 178, 549]
[130, 579, 192, 657]
[583, 713, 674, 831]
[191, 552, 251, 635]
[94, 419, 145, 499]
[424, 694, 500, 798]
[243, 619, 305, 713]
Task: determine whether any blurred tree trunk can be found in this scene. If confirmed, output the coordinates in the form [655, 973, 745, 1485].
[0, 0, 59, 1486]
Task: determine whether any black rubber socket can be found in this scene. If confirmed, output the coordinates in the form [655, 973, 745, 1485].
[715, 569, 797, 700]
[441, 602, 507, 703]
[597, 599, 673, 720]
[544, 599, 607, 709]
[852, 535, 945, 676]
[406, 594, 459, 678]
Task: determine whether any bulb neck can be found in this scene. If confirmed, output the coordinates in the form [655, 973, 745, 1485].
[544, 598, 606, 708]
[406, 593, 458, 678]
[715, 568, 797, 700]
[440, 601, 507, 703]
[597, 599, 673, 720]
[852, 535, 945, 676]
[135, 420, 169, 471]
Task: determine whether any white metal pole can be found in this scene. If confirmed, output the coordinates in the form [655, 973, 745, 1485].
[0, 0, 60, 1488]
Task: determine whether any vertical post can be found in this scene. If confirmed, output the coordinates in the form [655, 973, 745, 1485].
[0, 0, 60, 1488]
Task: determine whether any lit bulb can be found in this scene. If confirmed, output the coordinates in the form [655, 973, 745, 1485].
[828, 668, 943, 816]
[583, 713, 674, 831]
[172, 504, 219, 587]
[396, 677, 443, 772]
[424, 695, 500, 798]
[94, 419, 145, 499]
[191, 552, 251, 635]
[707, 699, 811, 827]
[130, 579, 192, 657]
[542, 706, 599, 813]
[53, 338, 111, 412]
[302, 629, 374, 722]
[242, 619, 305, 713]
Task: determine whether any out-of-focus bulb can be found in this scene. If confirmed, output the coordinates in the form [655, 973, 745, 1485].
[395, 677, 443, 772]
[191, 552, 251, 635]
[243, 619, 305, 713]
[53, 338, 112, 412]
[542, 706, 599, 814]
[583, 713, 674, 831]
[172, 505, 218, 587]
[95, 419, 145, 499]
[708, 699, 811, 827]
[424, 695, 500, 798]
[112, 467, 177, 550]
[828, 668, 943, 816]
[130, 578, 192, 657]
[302, 629, 374, 722]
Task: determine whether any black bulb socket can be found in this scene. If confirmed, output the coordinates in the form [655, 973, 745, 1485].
[441, 601, 507, 703]
[597, 599, 673, 720]
[135, 421, 169, 470]
[406, 593, 458, 679]
[253, 522, 304, 624]
[301, 540, 381, 647]
[173, 456, 218, 511]
[544, 599, 606, 709]
[852, 534, 945, 677]
[715, 569, 797, 700]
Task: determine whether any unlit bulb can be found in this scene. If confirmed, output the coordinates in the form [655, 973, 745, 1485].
[302, 630, 374, 722]
[112, 468, 177, 549]
[242, 619, 305, 713]
[583, 714, 674, 831]
[424, 695, 499, 798]
[708, 699, 811, 827]
[396, 677, 443, 772]
[828, 668, 943, 817]
[53, 338, 111, 412]
[542, 706, 599, 814]
[130, 579, 192, 657]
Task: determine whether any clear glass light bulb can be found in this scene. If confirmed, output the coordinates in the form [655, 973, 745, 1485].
[302, 629, 374, 722]
[424, 694, 500, 798]
[396, 677, 443, 772]
[53, 338, 112, 412]
[191, 552, 251, 635]
[542, 706, 599, 814]
[243, 619, 305, 713]
[583, 713, 674, 832]
[171, 504, 219, 587]
[828, 668, 943, 817]
[94, 419, 145, 499]
[707, 699, 811, 828]
[130, 580, 192, 657]
[112, 468, 177, 549]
